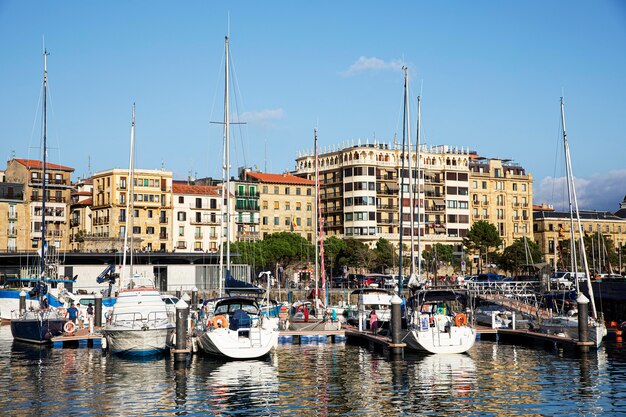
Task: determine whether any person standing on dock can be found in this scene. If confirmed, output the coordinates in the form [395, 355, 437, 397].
[370, 309, 378, 335]
[66, 303, 78, 324]
[86, 303, 94, 334]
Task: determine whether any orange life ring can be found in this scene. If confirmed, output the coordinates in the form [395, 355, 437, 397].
[212, 315, 228, 328]
[454, 313, 467, 327]
[64, 321, 76, 334]
[279, 306, 288, 319]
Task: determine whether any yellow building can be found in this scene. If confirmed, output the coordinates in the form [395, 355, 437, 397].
[244, 171, 315, 242]
[4, 158, 74, 252]
[0, 182, 27, 252]
[89, 168, 173, 252]
[533, 206, 626, 271]
[469, 156, 533, 248]
[68, 178, 93, 251]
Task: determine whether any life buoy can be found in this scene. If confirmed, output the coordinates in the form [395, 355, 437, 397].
[454, 313, 467, 327]
[212, 315, 228, 328]
[279, 306, 288, 319]
[64, 321, 76, 334]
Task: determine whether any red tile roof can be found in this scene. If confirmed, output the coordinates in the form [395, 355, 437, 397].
[75, 197, 92, 206]
[245, 171, 314, 186]
[13, 158, 74, 172]
[172, 183, 221, 196]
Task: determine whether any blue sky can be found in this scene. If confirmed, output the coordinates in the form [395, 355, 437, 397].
[1, 1, 625, 211]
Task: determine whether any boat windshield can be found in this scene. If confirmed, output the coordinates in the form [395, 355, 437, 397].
[215, 302, 259, 316]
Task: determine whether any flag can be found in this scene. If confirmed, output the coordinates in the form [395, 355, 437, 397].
[290, 215, 296, 232]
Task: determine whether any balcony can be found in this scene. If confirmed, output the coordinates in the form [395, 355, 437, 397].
[93, 217, 110, 226]
[159, 232, 168, 240]
[236, 231, 260, 240]
[235, 204, 259, 211]
[176, 242, 187, 250]
[70, 219, 80, 227]
[159, 217, 168, 224]
[234, 190, 260, 198]
[30, 178, 69, 187]
[30, 195, 67, 203]
[7, 228, 17, 236]
[190, 219, 218, 226]
[194, 233, 203, 239]
[377, 204, 398, 211]
[8, 212, 18, 220]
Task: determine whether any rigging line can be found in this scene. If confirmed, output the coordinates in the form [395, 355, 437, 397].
[227, 49, 249, 169]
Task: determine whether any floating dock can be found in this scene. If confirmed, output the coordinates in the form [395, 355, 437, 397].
[52, 327, 102, 348]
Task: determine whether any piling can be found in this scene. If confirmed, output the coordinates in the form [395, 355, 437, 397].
[19, 291, 26, 315]
[389, 294, 404, 357]
[577, 293, 590, 353]
[191, 287, 198, 309]
[176, 289, 182, 300]
[173, 298, 189, 362]
[94, 292, 103, 327]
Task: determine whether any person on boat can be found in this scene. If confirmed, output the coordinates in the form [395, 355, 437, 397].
[370, 309, 378, 335]
[86, 303, 94, 334]
[331, 309, 338, 322]
[66, 303, 78, 324]
[303, 306, 310, 323]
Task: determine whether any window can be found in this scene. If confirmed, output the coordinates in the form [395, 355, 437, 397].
[133, 226, 141, 234]
[179, 226, 184, 236]
[296, 202, 302, 211]
[274, 201, 279, 210]
[178, 196, 184, 204]
[274, 216, 279, 226]
[178, 211, 186, 221]
[274, 186, 279, 194]
[285, 202, 290, 210]
[194, 242, 203, 251]
[146, 226, 154, 234]
[472, 180, 478, 189]
[307, 188, 312, 196]
[522, 183, 527, 192]
[262, 216, 268, 225]
[482, 181, 487, 190]
[512, 183, 518, 191]
[285, 187, 290, 195]
[296, 188, 301, 195]
[263, 186, 268, 193]
[134, 209, 139, 218]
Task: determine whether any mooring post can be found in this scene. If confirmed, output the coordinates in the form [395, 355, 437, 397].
[19, 290, 26, 315]
[390, 294, 404, 357]
[182, 293, 192, 335]
[577, 293, 590, 353]
[176, 289, 182, 300]
[94, 292, 103, 327]
[191, 287, 198, 310]
[358, 303, 365, 332]
[174, 298, 189, 362]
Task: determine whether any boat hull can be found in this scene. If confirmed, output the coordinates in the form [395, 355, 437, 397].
[287, 319, 341, 331]
[197, 327, 278, 360]
[103, 325, 175, 356]
[536, 317, 605, 348]
[403, 326, 476, 354]
[10, 314, 65, 344]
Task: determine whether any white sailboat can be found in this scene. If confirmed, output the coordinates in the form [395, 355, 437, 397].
[196, 36, 278, 359]
[399, 68, 475, 354]
[535, 98, 605, 348]
[102, 105, 175, 356]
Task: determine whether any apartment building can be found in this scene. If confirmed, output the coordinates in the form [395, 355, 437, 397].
[4, 158, 74, 252]
[172, 182, 224, 252]
[232, 174, 261, 241]
[0, 182, 27, 252]
[534, 198, 626, 270]
[243, 171, 315, 242]
[294, 142, 472, 255]
[469, 156, 533, 248]
[89, 168, 173, 252]
[68, 177, 93, 251]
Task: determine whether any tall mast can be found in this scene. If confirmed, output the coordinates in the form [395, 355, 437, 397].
[406, 71, 415, 276]
[561, 97, 597, 318]
[121, 104, 135, 287]
[224, 36, 231, 276]
[416, 95, 422, 279]
[398, 67, 409, 293]
[40, 48, 49, 289]
[314, 129, 320, 309]
[561, 98, 578, 293]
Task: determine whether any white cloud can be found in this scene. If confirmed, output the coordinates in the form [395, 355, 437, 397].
[238, 108, 284, 127]
[343, 56, 404, 76]
[534, 169, 626, 212]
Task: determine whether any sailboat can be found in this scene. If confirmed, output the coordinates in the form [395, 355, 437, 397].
[101, 105, 175, 356]
[10, 49, 67, 344]
[288, 129, 340, 331]
[535, 98, 606, 348]
[196, 36, 278, 359]
[399, 68, 475, 354]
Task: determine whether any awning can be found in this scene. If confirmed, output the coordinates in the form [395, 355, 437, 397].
[423, 184, 436, 192]
[434, 226, 446, 233]
[432, 198, 445, 206]
[387, 184, 399, 191]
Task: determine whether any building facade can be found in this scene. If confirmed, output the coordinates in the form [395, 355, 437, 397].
[4, 158, 74, 252]
[89, 168, 173, 252]
[534, 200, 626, 271]
[172, 182, 224, 253]
[243, 171, 315, 242]
[68, 177, 93, 251]
[469, 156, 534, 248]
[294, 142, 472, 255]
[0, 182, 27, 252]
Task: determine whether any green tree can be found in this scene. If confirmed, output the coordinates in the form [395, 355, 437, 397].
[583, 232, 618, 273]
[337, 238, 373, 272]
[463, 220, 502, 273]
[323, 236, 347, 275]
[261, 232, 314, 267]
[372, 238, 395, 273]
[499, 238, 543, 274]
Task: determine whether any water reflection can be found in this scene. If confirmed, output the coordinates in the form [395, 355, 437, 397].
[0, 324, 625, 416]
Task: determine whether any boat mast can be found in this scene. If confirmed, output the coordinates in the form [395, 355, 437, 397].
[416, 95, 422, 280]
[40, 48, 49, 294]
[561, 97, 597, 318]
[314, 129, 321, 309]
[121, 104, 135, 288]
[398, 67, 409, 293]
[405, 72, 415, 277]
[224, 36, 231, 277]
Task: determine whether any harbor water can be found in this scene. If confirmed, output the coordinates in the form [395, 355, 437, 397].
[0, 326, 625, 416]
